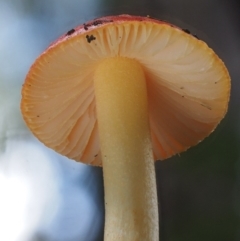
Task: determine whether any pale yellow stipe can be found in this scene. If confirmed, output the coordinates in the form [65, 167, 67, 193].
[94, 57, 159, 241]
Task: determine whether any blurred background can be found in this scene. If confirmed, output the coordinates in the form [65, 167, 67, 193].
[0, 0, 239, 240]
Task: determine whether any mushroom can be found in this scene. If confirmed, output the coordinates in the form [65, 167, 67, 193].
[21, 15, 230, 241]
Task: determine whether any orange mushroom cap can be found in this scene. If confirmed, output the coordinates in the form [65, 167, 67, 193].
[21, 15, 230, 166]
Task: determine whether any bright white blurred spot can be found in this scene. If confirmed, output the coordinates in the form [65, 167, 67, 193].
[0, 175, 30, 241]
[0, 135, 101, 241]
[0, 137, 60, 241]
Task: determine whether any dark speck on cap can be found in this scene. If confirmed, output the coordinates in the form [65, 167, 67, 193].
[182, 28, 199, 39]
[86, 34, 96, 43]
[66, 29, 75, 36]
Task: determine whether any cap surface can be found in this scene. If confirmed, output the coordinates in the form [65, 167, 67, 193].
[21, 15, 230, 165]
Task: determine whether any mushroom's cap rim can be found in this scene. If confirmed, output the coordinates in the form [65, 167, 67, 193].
[49, 14, 183, 50]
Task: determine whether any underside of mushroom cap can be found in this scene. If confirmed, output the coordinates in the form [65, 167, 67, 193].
[21, 15, 231, 166]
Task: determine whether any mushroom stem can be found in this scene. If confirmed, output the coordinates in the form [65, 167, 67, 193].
[94, 57, 159, 241]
